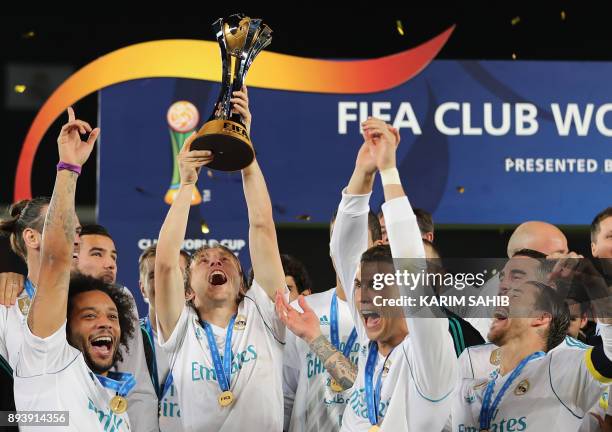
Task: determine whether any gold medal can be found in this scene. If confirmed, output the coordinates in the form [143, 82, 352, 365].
[368, 426, 380, 432]
[330, 378, 343, 393]
[109, 395, 128, 414]
[218, 390, 234, 407]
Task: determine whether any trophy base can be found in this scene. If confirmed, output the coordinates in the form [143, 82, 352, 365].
[191, 119, 254, 171]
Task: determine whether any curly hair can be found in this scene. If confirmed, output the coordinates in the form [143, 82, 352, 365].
[67, 273, 136, 363]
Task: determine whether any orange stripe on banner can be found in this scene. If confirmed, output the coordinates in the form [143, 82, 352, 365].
[14, 26, 453, 200]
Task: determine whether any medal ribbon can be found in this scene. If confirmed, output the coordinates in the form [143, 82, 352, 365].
[142, 316, 174, 400]
[364, 342, 382, 426]
[96, 372, 136, 398]
[479, 351, 545, 430]
[24, 279, 35, 299]
[330, 292, 358, 358]
[201, 315, 236, 393]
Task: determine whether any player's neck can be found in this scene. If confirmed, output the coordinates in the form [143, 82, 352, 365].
[199, 302, 239, 328]
[26, 253, 40, 286]
[377, 326, 408, 356]
[335, 279, 347, 301]
[147, 305, 157, 333]
[500, 335, 545, 376]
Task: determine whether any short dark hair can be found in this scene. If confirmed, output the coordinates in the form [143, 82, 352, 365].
[422, 238, 441, 259]
[591, 207, 612, 243]
[527, 281, 570, 351]
[413, 208, 434, 236]
[360, 244, 393, 266]
[80, 224, 113, 241]
[368, 211, 382, 243]
[0, 197, 50, 261]
[138, 244, 190, 275]
[281, 254, 312, 294]
[512, 249, 555, 282]
[67, 273, 136, 363]
[331, 210, 382, 243]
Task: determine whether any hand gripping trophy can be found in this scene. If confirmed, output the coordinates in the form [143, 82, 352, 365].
[190, 13, 272, 171]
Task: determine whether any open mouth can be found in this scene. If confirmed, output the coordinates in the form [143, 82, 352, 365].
[362, 311, 382, 329]
[209, 270, 228, 286]
[493, 307, 509, 321]
[90, 335, 113, 358]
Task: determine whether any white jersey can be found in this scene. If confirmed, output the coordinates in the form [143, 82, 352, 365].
[114, 287, 158, 432]
[159, 280, 286, 432]
[141, 318, 184, 432]
[14, 321, 131, 431]
[283, 287, 360, 432]
[0, 290, 30, 370]
[331, 190, 458, 432]
[452, 325, 612, 432]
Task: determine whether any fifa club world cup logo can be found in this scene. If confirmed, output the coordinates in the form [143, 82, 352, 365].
[165, 101, 202, 205]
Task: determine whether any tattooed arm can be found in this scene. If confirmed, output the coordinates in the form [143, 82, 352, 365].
[28, 108, 99, 338]
[309, 334, 357, 390]
[275, 292, 357, 390]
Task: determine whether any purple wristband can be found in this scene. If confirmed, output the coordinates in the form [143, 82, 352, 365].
[56, 161, 82, 175]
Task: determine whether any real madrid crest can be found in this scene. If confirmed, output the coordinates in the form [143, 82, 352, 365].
[234, 315, 247, 330]
[18, 297, 31, 316]
[382, 359, 391, 377]
[490, 348, 501, 366]
[514, 379, 530, 396]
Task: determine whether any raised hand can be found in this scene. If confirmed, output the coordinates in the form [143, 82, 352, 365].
[0, 272, 24, 306]
[231, 85, 252, 135]
[275, 291, 322, 343]
[362, 117, 400, 171]
[178, 133, 214, 186]
[57, 107, 100, 167]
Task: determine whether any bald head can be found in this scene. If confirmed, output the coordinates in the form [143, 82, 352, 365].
[507, 221, 568, 258]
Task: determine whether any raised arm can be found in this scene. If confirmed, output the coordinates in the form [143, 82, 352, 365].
[276, 293, 357, 391]
[366, 117, 457, 399]
[234, 86, 285, 300]
[155, 134, 212, 340]
[329, 124, 378, 314]
[29, 108, 99, 338]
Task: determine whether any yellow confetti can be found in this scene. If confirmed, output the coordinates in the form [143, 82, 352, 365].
[200, 220, 210, 234]
[396, 20, 405, 36]
[511, 53, 517, 60]
[296, 214, 311, 221]
[22, 31, 35, 39]
[14, 85, 26, 93]
[511, 16, 521, 26]
[456, 186, 465, 194]
[560, 10, 566, 21]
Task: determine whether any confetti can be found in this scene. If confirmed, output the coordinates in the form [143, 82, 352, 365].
[14, 85, 26, 94]
[396, 20, 405, 36]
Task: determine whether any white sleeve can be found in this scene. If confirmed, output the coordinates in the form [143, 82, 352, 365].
[15, 320, 79, 377]
[383, 196, 458, 400]
[0, 306, 8, 364]
[113, 287, 159, 432]
[245, 279, 287, 343]
[283, 330, 300, 431]
[551, 324, 612, 413]
[458, 347, 475, 379]
[329, 188, 371, 339]
[158, 304, 190, 356]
